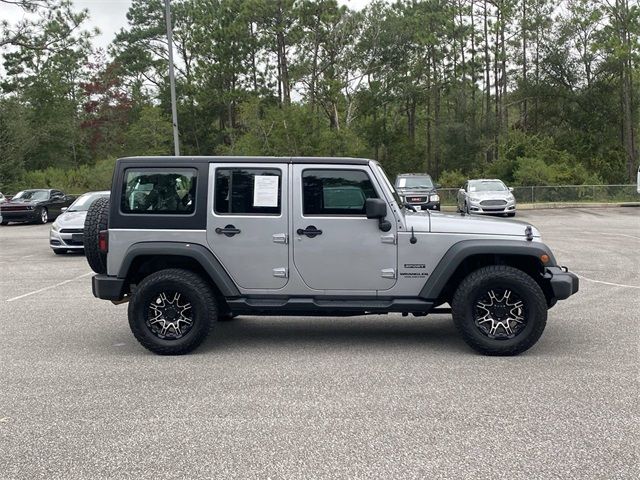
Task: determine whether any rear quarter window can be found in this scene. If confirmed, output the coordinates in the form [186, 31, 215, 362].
[121, 168, 197, 215]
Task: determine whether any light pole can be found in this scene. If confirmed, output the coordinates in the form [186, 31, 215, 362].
[164, 0, 180, 156]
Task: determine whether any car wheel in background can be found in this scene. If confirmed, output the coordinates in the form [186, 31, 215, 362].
[128, 268, 217, 355]
[84, 197, 109, 275]
[38, 208, 48, 224]
[452, 265, 547, 356]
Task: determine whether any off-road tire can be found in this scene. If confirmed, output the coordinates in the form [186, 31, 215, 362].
[452, 265, 547, 356]
[128, 268, 217, 355]
[53, 249, 67, 255]
[84, 197, 109, 274]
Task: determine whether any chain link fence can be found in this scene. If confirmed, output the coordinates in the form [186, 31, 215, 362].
[437, 184, 639, 206]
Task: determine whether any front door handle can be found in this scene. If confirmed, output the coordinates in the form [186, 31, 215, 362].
[215, 224, 241, 237]
[296, 225, 323, 238]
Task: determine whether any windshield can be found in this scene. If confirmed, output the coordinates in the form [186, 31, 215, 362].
[68, 192, 109, 212]
[13, 190, 49, 201]
[396, 176, 434, 189]
[375, 164, 404, 208]
[468, 181, 507, 192]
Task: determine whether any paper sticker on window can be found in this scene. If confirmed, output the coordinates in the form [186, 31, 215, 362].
[253, 175, 279, 207]
[398, 178, 406, 187]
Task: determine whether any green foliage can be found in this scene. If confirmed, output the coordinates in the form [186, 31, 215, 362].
[124, 105, 173, 156]
[0, 0, 637, 191]
[17, 158, 116, 193]
[438, 170, 468, 188]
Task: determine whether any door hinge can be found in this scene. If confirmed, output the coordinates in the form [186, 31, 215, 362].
[381, 233, 396, 244]
[273, 267, 288, 278]
[381, 268, 396, 279]
[272, 233, 288, 244]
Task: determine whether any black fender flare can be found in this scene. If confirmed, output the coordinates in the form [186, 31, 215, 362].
[118, 242, 240, 297]
[419, 239, 557, 300]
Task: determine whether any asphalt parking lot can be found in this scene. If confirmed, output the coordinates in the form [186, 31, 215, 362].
[0, 208, 638, 479]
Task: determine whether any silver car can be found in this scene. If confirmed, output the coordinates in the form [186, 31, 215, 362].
[457, 179, 516, 216]
[50, 191, 109, 254]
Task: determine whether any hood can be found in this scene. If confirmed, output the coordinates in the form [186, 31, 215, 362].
[467, 190, 513, 200]
[3, 198, 39, 205]
[54, 210, 88, 228]
[398, 187, 436, 195]
[420, 212, 540, 238]
[429, 212, 540, 237]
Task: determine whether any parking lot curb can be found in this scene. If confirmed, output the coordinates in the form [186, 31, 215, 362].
[441, 202, 640, 212]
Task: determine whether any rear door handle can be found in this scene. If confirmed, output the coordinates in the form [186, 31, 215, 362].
[296, 225, 323, 238]
[215, 224, 241, 237]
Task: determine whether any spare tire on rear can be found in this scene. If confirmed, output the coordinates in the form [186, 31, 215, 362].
[84, 197, 110, 274]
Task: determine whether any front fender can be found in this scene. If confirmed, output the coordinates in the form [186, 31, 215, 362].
[419, 239, 557, 300]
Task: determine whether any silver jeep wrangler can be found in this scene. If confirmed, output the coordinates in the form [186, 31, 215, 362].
[85, 156, 578, 356]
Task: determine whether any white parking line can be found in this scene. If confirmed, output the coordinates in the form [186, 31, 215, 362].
[599, 233, 640, 240]
[6, 272, 93, 302]
[576, 274, 640, 289]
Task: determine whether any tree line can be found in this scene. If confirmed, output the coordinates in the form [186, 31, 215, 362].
[0, 0, 638, 192]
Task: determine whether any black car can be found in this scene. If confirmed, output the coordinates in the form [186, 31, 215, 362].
[0, 189, 75, 225]
[394, 173, 440, 211]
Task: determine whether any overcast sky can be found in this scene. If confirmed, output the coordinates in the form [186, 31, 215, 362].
[1, 0, 373, 52]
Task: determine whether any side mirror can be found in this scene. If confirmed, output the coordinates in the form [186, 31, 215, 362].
[459, 188, 465, 194]
[61, 207, 68, 212]
[365, 198, 391, 232]
[366, 198, 386, 219]
[508, 187, 514, 192]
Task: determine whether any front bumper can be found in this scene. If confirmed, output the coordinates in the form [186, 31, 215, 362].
[545, 266, 579, 300]
[468, 200, 516, 214]
[92, 275, 126, 301]
[50, 228, 85, 250]
[0, 210, 39, 222]
[405, 200, 440, 211]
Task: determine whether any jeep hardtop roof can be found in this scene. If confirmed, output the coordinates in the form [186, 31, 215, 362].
[118, 156, 370, 165]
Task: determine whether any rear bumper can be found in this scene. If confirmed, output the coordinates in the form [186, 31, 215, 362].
[92, 275, 125, 301]
[545, 266, 579, 300]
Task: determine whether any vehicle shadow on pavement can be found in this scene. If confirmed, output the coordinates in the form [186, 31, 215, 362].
[198, 315, 469, 353]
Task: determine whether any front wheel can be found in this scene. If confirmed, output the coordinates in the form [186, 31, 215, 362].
[128, 268, 217, 355]
[452, 265, 547, 356]
[38, 208, 48, 224]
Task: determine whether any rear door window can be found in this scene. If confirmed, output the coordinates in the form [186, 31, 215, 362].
[214, 168, 282, 215]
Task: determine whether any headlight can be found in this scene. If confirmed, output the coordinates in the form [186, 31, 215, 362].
[430, 194, 440, 202]
[469, 197, 480, 202]
[51, 223, 59, 232]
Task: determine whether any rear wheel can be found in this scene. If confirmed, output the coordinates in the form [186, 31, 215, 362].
[128, 268, 217, 355]
[452, 265, 547, 356]
[84, 197, 109, 274]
